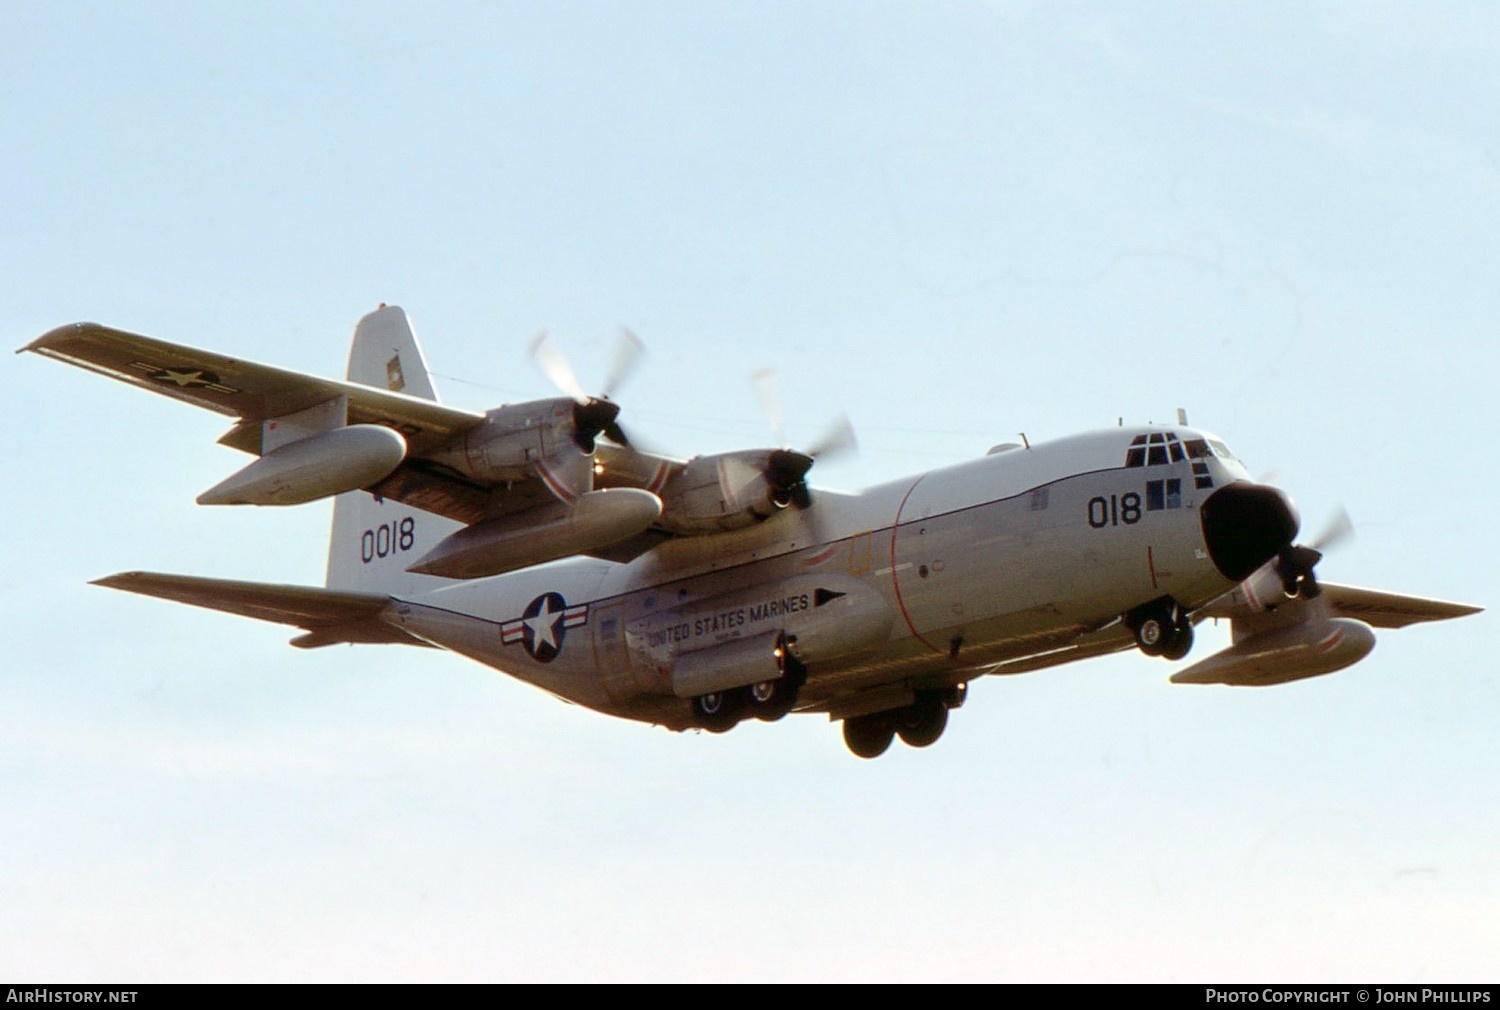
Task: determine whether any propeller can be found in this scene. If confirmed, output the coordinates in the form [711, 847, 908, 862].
[1275, 507, 1353, 599]
[751, 368, 858, 509]
[530, 328, 644, 450]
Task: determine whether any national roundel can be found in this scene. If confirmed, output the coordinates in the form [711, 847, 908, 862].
[500, 592, 589, 664]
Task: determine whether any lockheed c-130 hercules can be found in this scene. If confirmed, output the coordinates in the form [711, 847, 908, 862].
[22, 306, 1480, 757]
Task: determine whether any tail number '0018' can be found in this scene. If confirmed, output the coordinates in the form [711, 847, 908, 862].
[1087, 493, 1141, 528]
[362, 516, 416, 562]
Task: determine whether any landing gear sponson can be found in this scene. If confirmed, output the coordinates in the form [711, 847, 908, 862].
[691, 651, 808, 733]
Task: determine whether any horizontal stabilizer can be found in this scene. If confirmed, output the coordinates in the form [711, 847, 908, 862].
[92, 571, 429, 649]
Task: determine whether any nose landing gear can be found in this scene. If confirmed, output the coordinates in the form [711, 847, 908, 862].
[1128, 598, 1195, 661]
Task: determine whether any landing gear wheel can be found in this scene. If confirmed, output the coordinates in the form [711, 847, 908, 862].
[843, 714, 895, 759]
[693, 688, 747, 733]
[895, 693, 948, 748]
[1160, 616, 1195, 661]
[748, 676, 799, 722]
[1134, 613, 1169, 656]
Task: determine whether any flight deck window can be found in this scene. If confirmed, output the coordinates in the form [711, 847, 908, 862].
[1146, 478, 1184, 511]
[1125, 431, 1188, 468]
[1208, 439, 1237, 462]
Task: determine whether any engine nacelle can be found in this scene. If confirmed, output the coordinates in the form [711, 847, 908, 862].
[197, 424, 407, 506]
[655, 450, 798, 534]
[1170, 617, 1377, 686]
[421, 398, 579, 484]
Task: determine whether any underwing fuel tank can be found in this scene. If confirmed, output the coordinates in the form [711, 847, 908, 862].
[1169, 618, 1377, 686]
[625, 575, 894, 696]
[197, 425, 407, 506]
[408, 488, 662, 579]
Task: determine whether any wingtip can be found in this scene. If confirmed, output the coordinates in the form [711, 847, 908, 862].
[17, 322, 102, 355]
[90, 571, 146, 589]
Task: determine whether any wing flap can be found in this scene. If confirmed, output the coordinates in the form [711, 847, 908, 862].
[92, 571, 429, 648]
[23, 323, 483, 453]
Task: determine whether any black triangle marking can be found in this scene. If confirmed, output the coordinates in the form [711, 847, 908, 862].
[814, 588, 846, 608]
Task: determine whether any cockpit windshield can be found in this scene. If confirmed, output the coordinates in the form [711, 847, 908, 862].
[1124, 432, 1227, 490]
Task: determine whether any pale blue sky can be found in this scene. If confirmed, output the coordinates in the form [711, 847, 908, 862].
[4, 2, 1496, 981]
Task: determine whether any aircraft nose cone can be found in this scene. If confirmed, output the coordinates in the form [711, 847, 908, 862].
[1199, 482, 1300, 582]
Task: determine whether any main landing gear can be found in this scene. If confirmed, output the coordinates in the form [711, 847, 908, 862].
[691, 654, 807, 733]
[841, 685, 966, 759]
[1127, 598, 1194, 661]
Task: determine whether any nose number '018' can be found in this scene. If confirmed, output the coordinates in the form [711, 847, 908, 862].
[1087, 493, 1141, 528]
[361, 516, 416, 562]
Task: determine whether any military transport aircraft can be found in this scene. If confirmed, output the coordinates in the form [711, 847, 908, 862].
[22, 306, 1481, 757]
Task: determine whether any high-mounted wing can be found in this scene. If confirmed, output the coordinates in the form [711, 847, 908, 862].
[23, 307, 864, 579]
[1314, 582, 1482, 629]
[23, 321, 485, 454]
[1175, 572, 1481, 687]
[21, 310, 671, 575]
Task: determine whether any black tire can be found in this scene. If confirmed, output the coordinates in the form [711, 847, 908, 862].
[843, 714, 895, 759]
[748, 676, 798, 722]
[693, 688, 747, 733]
[1161, 617, 1195, 661]
[895, 694, 948, 748]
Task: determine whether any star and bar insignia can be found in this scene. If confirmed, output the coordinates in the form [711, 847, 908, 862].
[128, 360, 241, 395]
[500, 592, 588, 663]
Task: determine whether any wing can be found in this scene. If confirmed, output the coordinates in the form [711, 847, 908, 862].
[22, 322, 484, 455]
[1314, 582, 1482, 628]
[1177, 578, 1481, 687]
[93, 571, 431, 649]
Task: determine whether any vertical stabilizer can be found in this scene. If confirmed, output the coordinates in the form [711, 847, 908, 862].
[326, 306, 465, 595]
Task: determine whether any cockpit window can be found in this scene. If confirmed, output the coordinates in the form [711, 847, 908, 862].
[1207, 439, 1237, 462]
[1124, 431, 1187, 469]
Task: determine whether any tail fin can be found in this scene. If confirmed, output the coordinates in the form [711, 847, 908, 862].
[326, 306, 465, 595]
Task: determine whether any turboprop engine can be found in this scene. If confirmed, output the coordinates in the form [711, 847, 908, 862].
[654, 449, 815, 534]
[420, 396, 618, 498]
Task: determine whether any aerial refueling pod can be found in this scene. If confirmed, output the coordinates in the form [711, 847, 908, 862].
[407, 487, 662, 580]
[1169, 617, 1376, 686]
[197, 425, 407, 506]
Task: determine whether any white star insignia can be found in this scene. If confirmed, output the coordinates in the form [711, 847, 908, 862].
[524, 596, 562, 651]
